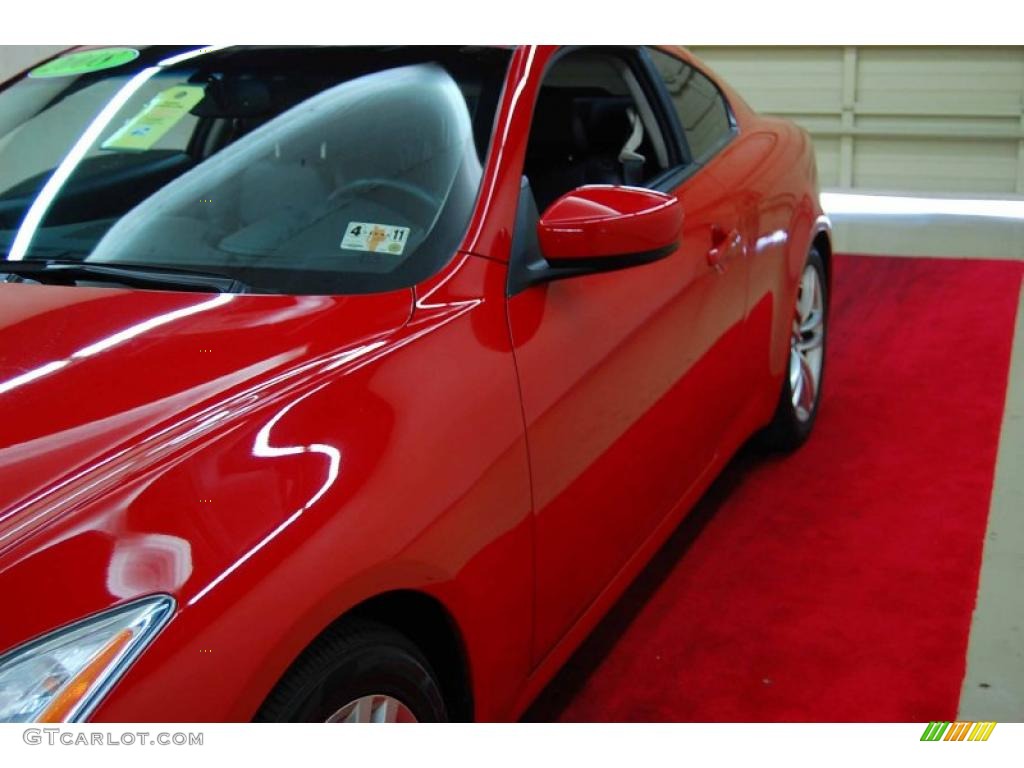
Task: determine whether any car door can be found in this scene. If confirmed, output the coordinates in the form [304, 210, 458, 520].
[504, 47, 751, 662]
[645, 46, 759, 435]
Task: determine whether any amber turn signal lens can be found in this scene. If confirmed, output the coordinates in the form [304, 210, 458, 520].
[37, 629, 134, 723]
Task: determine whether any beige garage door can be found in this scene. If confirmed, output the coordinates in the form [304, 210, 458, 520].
[689, 46, 1024, 198]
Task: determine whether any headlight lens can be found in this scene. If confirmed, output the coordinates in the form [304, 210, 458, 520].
[0, 595, 174, 722]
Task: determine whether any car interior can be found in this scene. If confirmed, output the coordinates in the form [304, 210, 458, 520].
[522, 49, 672, 214]
[0, 46, 511, 294]
[0, 46, 681, 295]
[505, 48, 678, 293]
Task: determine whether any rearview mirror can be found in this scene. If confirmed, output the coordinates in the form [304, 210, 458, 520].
[537, 185, 683, 269]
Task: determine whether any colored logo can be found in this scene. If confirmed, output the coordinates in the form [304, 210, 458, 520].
[921, 721, 996, 741]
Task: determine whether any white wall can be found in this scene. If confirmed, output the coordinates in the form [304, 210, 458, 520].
[689, 46, 1024, 199]
[0, 46, 65, 81]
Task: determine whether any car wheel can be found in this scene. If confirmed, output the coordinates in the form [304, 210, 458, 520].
[759, 246, 827, 452]
[254, 618, 447, 722]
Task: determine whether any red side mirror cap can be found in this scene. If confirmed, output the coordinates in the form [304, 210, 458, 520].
[537, 185, 683, 266]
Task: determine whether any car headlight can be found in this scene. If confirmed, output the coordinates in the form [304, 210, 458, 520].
[0, 595, 174, 722]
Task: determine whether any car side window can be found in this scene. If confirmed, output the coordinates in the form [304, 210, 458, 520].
[522, 48, 672, 214]
[646, 48, 735, 164]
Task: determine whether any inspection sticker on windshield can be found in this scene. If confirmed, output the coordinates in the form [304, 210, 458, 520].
[29, 48, 139, 78]
[341, 222, 410, 256]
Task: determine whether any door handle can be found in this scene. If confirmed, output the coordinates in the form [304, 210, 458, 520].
[707, 227, 741, 273]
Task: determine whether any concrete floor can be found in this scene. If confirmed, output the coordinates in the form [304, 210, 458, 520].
[959, 280, 1024, 721]
[832, 214, 1024, 261]
[828, 202, 1024, 720]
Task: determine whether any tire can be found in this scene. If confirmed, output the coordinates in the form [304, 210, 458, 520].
[758, 246, 828, 453]
[254, 618, 447, 722]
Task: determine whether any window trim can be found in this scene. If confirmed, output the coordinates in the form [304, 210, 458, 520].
[638, 47, 694, 167]
[642, 46, 740, 173]
[507, 45, 688, 296]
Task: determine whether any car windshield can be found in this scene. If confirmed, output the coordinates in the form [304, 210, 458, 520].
[0, 46, 510, 294]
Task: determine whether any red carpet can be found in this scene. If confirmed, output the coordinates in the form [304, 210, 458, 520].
[525, 254, 1023, 722]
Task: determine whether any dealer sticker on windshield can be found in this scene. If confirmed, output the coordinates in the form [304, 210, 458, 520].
[101, 84, 207, 152]
[341, 222, 410, 256]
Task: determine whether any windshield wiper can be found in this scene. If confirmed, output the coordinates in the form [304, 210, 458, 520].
[0, 260, 251, 294]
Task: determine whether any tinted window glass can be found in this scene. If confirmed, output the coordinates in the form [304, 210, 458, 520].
[647, 48, 734, 163]
[0, 46, 510, 294]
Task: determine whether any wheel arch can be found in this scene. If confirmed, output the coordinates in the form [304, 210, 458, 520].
[256, 587, 475, 722]
[347, 589, 474, 721]
[811, 221, 834, 297]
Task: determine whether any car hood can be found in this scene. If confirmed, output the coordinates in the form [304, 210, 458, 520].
[0, 282, 412, 559]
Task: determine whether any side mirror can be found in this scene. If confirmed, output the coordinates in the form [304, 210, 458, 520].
[537, 185, 683, 270]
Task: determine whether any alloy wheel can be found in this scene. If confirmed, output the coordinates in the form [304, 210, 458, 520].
[789, 263, 825, 422]
[326, 694, 418, 723]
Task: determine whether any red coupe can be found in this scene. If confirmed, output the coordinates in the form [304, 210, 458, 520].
[0, 45, 830, 722]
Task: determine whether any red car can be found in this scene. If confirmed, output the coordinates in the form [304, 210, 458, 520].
[0, 45, 830, 723]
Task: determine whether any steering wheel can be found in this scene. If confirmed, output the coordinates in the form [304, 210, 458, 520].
[329, 178, 439, 221]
